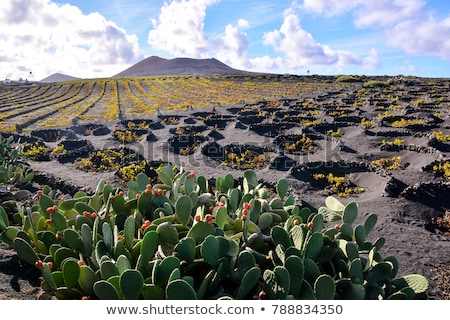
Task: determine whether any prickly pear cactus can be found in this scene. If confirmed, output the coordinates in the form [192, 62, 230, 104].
[0, 160, 429, 300]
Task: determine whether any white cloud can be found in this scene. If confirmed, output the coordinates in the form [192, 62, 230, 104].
[147, 0, 219, 58]
[299, 0, 450, 67]
[387, 15, 450, 60]
[300, 0, 363, 16]
[363, 48, 381, 70]
[353, 0, 426, 28]
[259, 14, 366, 71]
[394, 59, 420, 74]
[300, 0, 425, 26]
[0, 0, 142, 79]
[212, 22, 250, 70]
[146, 0, 252, 71]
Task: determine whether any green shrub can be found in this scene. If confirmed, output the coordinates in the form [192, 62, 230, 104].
[363, 80, 389, 88]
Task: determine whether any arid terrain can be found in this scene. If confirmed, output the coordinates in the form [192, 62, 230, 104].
[1, 69, 450, 299]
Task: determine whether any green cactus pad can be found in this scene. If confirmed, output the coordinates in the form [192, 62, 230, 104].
[159, 164, 174, 187]
[298, 280, 315, 299]
[303, 258, 321, 285]
[107, 276, 124, 299]
[116, 254, 132, 274]
[94, 280, 120, 300]
[138, 230, 159, 267]
[124, 216, 135, 250]
[38, 230, 57, 249]
[142, 284, 165, 299]
[219, 173, 233, 192]
[62, 258, 80, 289]
[100, 260, 120, 280]
[387, 291, 409, 300]
[201, 235, 219, 268]
[63, 228, 84, 253]
[80, 223, 93, 257]
[235, 266, 261, 299]
[52, 271, 65, 288]
[120, 269, 144, 300]
[228, 188, 239, 212]
[50, 210, 67, 231]
[137, 190, 153, 216]
[135, 172, 150, 191]
[175, 195, 193, 226]
[39, 194, 55, 218]
[311, 213, 324, 233]
[285, 255, 304, 297]
[318, 206, 342, 222]
[290, 225, 306, 251]
[392, 274, 429, 296]
[339, 223, 353, 241]
[186, 221, 216, 244]
[0, 226, 19, 245]
[349, 258, 363, 285]
[340, 241, 359, 261]
[276, 178, 289, 200]
[54, 247, 78, 269]
[214, 206, 231, 230]
[363, 213, 377, 235]
[373, 237, 386, 251]
[263, 266, 290, 300]
[335, 278, 365, 299]
[156, 222, 179, 255]
[153, 256, 180, 288]
[270, 225, 291, 250]
[343, 202, 358, 224]
[196, 269, 215, 299]
[243, 169, 258, 193]
[174, 237, 196, 263]
[366, 262, 392, 285]
[384, 256, 399, 278]
[0, 206, 8, 231]
[169, 268, 181, 282]
[74, 202, 96, 215]
[305, 232, 324, 260]
[258, 212, 273, 230]
[13, 237, 39, 266]
[325, 196, 345, 212]
[42, 263, 57, 291]
[166, 279, 197, 300]
[298, 207, 313, 223]
[354, 224, 366, 246]
[314, 274, 336, 300]
[78, 265, 98, 296]
[75, 215, 93, 230]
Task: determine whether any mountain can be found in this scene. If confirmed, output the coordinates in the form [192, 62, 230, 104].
[115, 56, 248, 77]
[40, 73, 80, 83]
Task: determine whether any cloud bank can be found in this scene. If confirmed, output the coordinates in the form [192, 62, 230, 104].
[146, 0, 380, 73]
[1, 0, 449, 78]
[0, 0, 142, 79]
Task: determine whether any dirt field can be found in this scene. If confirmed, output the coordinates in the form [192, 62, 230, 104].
[1, 76, 450, 299]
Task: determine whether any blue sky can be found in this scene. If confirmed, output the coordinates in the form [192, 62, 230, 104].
[1, 0, 450, 80]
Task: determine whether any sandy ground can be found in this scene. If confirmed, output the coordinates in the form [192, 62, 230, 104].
[2, 81, 450, 299]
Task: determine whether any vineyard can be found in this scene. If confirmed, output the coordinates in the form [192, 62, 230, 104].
[0, 75, 351, 133]
[2, 73, 450, 299]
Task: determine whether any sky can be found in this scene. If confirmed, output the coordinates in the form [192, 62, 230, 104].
[1, 0, 450, 80]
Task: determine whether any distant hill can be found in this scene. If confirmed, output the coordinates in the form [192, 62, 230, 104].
[115, 56, 249, 77]
[40, 73, 80, 83]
